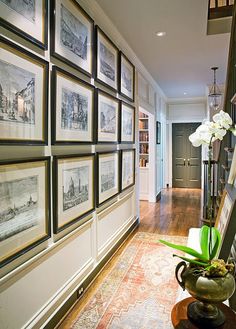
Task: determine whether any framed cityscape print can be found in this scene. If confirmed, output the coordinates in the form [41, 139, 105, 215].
[96, 89, 120, 143]
[120, 149, 135, 191]
[51, 67, 95, 144]
[95, 26, 119, 91]
[120, 102, 135, 143]
[97, 151, 119, 207]
[51, 0, 94, 76]
[119, 52, 135, 102]
[0, 36, 48, 145]
[0, 157, 51, 267]
[53, 154, 95, 233]
[0, 0, 48, 49]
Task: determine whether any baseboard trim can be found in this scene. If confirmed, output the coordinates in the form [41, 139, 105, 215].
[45, 217, 139, 329]
[156, 191, 161, 202]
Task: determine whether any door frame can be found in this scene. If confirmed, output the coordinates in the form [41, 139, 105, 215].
[167, 120, 203, 189]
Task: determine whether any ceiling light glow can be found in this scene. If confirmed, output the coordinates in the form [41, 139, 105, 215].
[156, 31, 166, 37]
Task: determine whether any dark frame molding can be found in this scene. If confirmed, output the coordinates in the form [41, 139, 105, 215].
[0, 156, 51, 268]
[0, 0, 48, 50]
[53, 153, 95, 234]
[50, 0, 94, 77]
[0, 36, 49, 145]
[51, 66, 95, 144]
[95, 25, 119, 92]
[119, 51, 135, 102]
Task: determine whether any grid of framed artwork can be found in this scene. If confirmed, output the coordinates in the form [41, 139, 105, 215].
[0, 1, 136, 268]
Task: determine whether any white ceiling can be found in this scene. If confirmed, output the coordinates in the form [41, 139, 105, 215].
[95, 0, 230, 99]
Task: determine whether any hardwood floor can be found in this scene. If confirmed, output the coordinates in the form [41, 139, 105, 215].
[139, 188, 202, 236]
[58, 188, 202, 328]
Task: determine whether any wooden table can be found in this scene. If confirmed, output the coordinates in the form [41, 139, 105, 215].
[171, 297, 236, 329]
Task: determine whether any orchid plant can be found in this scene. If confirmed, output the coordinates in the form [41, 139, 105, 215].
[160, 110, 236, 277]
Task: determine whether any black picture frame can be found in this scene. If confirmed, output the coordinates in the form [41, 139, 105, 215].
[120, 101, 135, 144]
[53, 153, 95, 234]
[156, 121, 161, 144]
[50, 0, 94, 77]
[96, 151, 119, 207]
[0, 36, 48, 145]
[95, 88, 120, 144]
[120, 149, 135, 192]
[119, 51, 135, 102]
[0, 0, 48, 50]
[0, 157, 51, 268]
[51, 66, 95, 144]
[95, 26, 119, 92]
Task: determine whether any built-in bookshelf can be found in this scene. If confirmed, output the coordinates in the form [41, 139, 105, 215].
[139, 111, 149, 167]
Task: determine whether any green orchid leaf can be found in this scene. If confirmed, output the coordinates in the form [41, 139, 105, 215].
[159, 239, 208, 261]
[210, 228, 221, 260]
[173, 254, 209, 267]
[199, 225, 210, 259]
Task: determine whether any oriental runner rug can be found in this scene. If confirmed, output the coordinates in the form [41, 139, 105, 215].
[60, 232, 187, 329]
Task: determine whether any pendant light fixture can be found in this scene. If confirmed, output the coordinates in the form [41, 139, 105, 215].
[208, 67, 222, 111]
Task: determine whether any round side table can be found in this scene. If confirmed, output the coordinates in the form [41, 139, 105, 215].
[171, 297, 236, 329]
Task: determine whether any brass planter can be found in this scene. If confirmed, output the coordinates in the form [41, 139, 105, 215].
[175, 261, 235, 328]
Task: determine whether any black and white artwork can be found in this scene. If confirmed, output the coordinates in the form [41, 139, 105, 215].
[0, 37, 48, 144]
[52, 0, 93, 76]
[96, 27, 118, 91]
[121, 103, 135, 143]
[54, 154, 95, 233]
[52, 67, 94, 144]
[0, 0, 47, 49]
[0, 158, 50, 267]
[63, 166, 89, 211]
[0, 176, 38, 242]
[61, 87, 88, 132]
[60, 4, 88, 60]
[101, 160, 115, 193]
[120, 53, 135, 101]
[97, 90, 119, 143]
[121, 149, 135, 191]
[0, 60, 35, 125]
[97, 152, 119, 206]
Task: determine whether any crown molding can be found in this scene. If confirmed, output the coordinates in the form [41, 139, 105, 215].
[79, 0, 167, 101]
[167, 96, 207, 105]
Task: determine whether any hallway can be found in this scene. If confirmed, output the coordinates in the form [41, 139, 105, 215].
[58, 188, 202, 328]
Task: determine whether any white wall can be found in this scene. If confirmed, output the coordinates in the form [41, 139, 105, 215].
[0, 1, 167, 328]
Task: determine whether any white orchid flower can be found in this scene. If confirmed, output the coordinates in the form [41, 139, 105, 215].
[213, 110, 232, 130]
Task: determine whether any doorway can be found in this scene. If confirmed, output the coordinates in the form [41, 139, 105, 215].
[172, 123, 201, 188]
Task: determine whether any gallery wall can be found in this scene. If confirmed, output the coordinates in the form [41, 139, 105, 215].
[0, 1, 167, 328]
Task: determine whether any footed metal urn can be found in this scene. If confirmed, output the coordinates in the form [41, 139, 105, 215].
[175, 261, 235, 328]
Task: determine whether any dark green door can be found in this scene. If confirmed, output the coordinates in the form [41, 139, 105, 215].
[172, 123, 201, 188]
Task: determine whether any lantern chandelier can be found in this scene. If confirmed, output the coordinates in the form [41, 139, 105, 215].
[208, 67, 222, 111]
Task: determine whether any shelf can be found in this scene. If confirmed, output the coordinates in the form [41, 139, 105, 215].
[139, 166, 149, 169]
[139, 129, 149, 131]
[139, 141, 149, 143]
[224, 147, 234, 153]
[139, 153, 149, 155]
[139, 118, 148, 120]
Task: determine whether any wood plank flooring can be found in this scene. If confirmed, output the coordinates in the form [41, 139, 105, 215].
[58, 188, 202, 328]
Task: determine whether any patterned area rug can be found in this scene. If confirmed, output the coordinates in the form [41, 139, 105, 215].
[67, 232, 187, 329]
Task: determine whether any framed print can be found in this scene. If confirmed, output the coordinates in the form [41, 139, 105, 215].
[228, 145, 236, 185]
[97, 151, 119, 207]
[96, 89, 120, 143]
[119, 52, 135, 102]
[51, 0, 94, 76]
[120, 149, 135, 191]
[120, 102, 135, 143]
[0, 157, 50, 267]
[215, 192, 233, 239]
[51, 67, 95, 144]
[0, 0, 48, 49]
[53, 154, 95, 233]
[95, 26, 119, 91]
[0, 36, 48, 144]
[156, 121, 161, 144]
